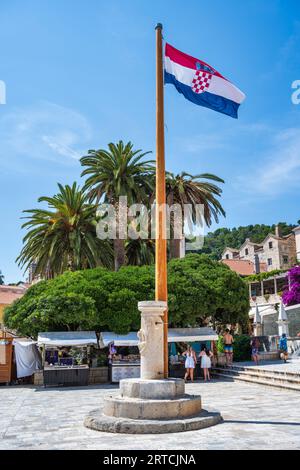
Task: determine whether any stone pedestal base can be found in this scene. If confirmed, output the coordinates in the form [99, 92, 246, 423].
[84, 378, 222, 434]
[84, 408, 222, 434]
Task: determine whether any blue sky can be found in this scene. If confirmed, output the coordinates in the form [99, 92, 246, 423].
[1, 0, 300, 283]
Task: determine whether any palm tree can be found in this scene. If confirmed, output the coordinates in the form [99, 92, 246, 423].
[80, 140, 154, 270]
[17, 182, 113, 277]
[0, 270, 4, 285]
[126, 239, 155, 266]
[165, 172, 226, 258]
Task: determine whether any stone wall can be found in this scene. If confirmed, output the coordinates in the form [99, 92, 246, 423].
[239, 241, 256, 261]
[294, 228, 300, 260]
[287, 311, 300, 337]
[34, 370, 43, 386]
[262, 313, 279, 336]
[263, 237, 281, 270]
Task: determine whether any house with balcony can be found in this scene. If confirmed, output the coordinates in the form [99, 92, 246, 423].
[221, 226, 299, 337]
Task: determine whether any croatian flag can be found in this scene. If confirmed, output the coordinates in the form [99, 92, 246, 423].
[164, 43, 245, 119]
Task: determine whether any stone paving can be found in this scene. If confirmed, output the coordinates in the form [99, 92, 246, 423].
[0, 379, 299, 450]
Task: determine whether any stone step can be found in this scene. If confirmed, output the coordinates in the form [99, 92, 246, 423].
[223, 364, 300, 379]
[211, 370, 300, 392]
[85, 408, 223, 434]
[212, 367, 300, 386]
[103, 394, 202, 420]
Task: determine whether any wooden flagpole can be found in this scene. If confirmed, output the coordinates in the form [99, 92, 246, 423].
[155, 23, 168, 378]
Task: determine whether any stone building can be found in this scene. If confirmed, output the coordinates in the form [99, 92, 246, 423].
[221, 225, 296, 272]
[293, 226, 300, 261]
[0, 285, 28, 325]
[222, 247, 239, 260]
[221, 226, 299, 338]
[248, 273, 300, 338]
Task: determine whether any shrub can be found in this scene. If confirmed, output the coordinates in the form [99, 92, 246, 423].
[233, 334, 251, 362]
[282, 266, 300, 306]
[217, 335, 225, 354]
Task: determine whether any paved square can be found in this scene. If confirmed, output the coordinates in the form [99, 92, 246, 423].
[0, 380, 299, 450]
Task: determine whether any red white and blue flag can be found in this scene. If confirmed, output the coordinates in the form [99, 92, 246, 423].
[164, 43, 245, 119]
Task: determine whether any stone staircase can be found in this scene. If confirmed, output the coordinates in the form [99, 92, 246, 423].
[211, 364, 300, 392]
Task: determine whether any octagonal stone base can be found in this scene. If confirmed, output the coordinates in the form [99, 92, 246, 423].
[84, 378, 222, 434]
[84, 408, 223, 434]
[104, 394, 202, 420]
[120, 378, 185, 399]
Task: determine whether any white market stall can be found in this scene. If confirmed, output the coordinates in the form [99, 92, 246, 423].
[100, 327, 218, 382]
[38, 331, 98, 386]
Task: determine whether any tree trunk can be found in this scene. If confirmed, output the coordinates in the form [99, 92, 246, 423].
[114, 238, 125, 271]
[169, 238, 182, 259]
[168, 191, 184, 260]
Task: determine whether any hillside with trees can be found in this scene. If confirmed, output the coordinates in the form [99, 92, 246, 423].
[200, 222, 298, 260]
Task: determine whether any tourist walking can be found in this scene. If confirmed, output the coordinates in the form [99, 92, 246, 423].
[279, 333, 288, 363]
[223, 328, 234, 367]
[183, 345, 197, 382]
[250, 336, 260, 365]
[199, 345, 213, 381]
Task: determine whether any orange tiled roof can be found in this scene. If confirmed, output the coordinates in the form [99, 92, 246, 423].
[0, 285, 27, 305]
[222, 259, 267, 276]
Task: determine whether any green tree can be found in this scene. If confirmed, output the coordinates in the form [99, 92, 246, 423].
[165, 172, 225, 259]
[0, 270, 4, 285]
[17, 182, 113, 278]
[167, 254, 249, 331]
[80, 140, 155, 271]
[5, 254, 249, 338]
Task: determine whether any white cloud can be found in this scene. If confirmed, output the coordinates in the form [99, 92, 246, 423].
[180, 121, 272, 154]
[237, 126, 300, 197]
[0, 101, 92, 170]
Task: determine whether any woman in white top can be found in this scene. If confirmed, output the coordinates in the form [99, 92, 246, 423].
[199, 345, 214, 381]
[182, 346, 197, 382]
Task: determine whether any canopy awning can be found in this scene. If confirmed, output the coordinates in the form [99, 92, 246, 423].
[168, 328, 218, 342]
[99, 331, 138, 348]
[38, 331, 98, 347]
[99, 327, 218, 348]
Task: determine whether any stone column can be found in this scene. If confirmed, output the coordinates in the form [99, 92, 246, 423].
[274, 277, 278, 295]
[137, 301, 166, 380]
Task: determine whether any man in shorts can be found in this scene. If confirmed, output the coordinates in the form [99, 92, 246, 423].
[279, 333, 288, 363]
[223, 328, 234, 367]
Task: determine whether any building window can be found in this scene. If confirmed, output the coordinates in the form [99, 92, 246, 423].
[245, 248, 249, 256]
[267, 258, 272, 266]
[283, 255, 288, 264]
[226, 254, 229, 259]
[269, 241, 273, 249]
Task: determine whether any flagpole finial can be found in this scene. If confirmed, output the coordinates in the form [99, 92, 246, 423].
[155, 23, 163, 30]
